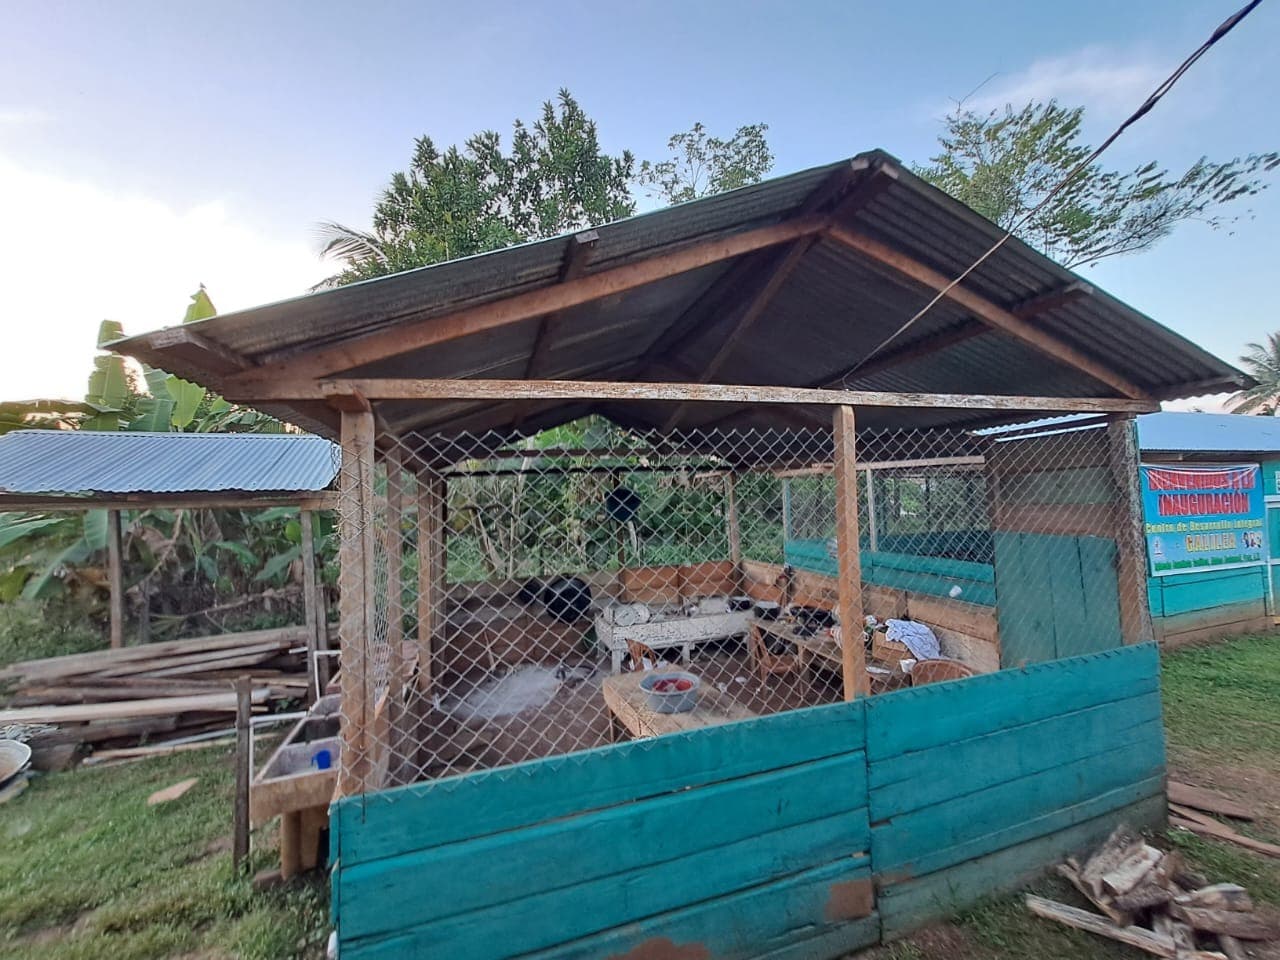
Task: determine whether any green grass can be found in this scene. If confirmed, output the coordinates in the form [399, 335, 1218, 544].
[0, 744, 328, 960]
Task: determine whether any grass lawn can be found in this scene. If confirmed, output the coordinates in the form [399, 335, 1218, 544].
[3, 633, 1277, 958]
[0, 742, 329, 960]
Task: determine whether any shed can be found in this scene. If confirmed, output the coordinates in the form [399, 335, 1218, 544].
[0, 430, 338, 660]
[1135, 412, 1280, 646]
[114, 151, 1246, 959]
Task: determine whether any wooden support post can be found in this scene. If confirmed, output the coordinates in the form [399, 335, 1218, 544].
[415, 473, 445, 693]
[382, 449, 406, 695]
[315, 582, 332, 694]
[864, 468, 879, 553]
[1106, 416, 1156, 645]
[833, 406, 870, 700]
[337, 408, 378, 796]
[299, 509, 320, 704]
[107, 509, 124, 649]
[724, 472, 742, 565]
[232, 676, 252, 873]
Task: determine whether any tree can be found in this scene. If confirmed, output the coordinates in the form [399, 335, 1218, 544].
[1230, 333, 1280, 415]
[917, 100, 1279, 268]
[635, 122, 774, 205]
[319, 90, 635, 285]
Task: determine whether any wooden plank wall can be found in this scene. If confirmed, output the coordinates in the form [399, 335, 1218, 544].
[1149, 567, 1270, 649]
[866, 642, 1167, 939]
[330, 705, 878, 960]
[783, 539, 997, 606]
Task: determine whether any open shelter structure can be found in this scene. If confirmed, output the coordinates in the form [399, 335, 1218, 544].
[116, 151, 1248, 959]
[0, 430, 338, 673]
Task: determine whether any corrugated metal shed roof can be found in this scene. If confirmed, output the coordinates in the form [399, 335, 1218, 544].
[114, 149, 1248, 443]
[0, 431, 339, 496]
[1137, 412, 1280, 455]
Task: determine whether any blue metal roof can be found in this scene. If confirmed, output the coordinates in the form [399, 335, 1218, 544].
[0, 430, 339, 495]
[1137, 412, 1280, 455]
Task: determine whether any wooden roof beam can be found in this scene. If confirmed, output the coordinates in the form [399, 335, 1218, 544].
[825, 225, 1149, 400]
[224, 216, 829, 388]
[522, 230, 598, 381]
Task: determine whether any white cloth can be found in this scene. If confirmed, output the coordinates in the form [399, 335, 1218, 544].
[885, 619, 940, 661]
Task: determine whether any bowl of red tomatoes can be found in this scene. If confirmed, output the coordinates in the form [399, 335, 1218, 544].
[639, 671, 701, 713]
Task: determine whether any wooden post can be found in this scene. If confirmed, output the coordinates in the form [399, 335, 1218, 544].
[337, 409, 378, 796]
[833, 405, 869, 700]
[724, 472, 741, 565]
[416, 473, 445, 693]
[382, 449, 406, 694]
[299, 509, 319, 704]
[232, 676, 252, 873]
[1106, 416, 1156, 645]
[107, 509, 124, 649]
[315, 582, 332, 695]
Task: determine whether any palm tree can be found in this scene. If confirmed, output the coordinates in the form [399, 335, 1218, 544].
[1230, 333, 1280, 415]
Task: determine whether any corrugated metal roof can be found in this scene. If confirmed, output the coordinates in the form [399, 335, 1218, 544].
[0, 431, 339, 495]
[1137, 412, 1280, 455]
[114, 150, 1248, 444]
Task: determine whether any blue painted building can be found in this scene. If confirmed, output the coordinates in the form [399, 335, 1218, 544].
[1137, 412, 1280, 646]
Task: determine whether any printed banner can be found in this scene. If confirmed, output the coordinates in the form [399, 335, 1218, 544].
[1140, 463, 1266, 576]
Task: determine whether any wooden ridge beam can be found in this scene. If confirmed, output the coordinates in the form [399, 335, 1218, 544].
[223, 376, 1158, 414]
[825, 225, 1149, 400]
[225, 216, 829, 385]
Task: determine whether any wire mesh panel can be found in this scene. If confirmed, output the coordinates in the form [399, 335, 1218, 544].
[334, 415, 1151, 799]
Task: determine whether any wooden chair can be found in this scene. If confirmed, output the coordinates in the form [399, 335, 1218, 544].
[747, 623, 801, 684]
[626, 638, 662, 672]
[910, 658, 975, 687]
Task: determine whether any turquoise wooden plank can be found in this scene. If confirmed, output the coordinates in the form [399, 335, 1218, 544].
[1160, 568, 1265, 616]
[992, 532, 1057, 665]
[872, 731, 1166, 874]
[869, 694, 1164, 819]
[865, 643, 1160, 760]
[865, 550, 995, 583]
[1151, 566, 1268, 587]
[863, 566, 997, 606]
[1044, 534, 1087, 659]
[1147, 577, 1164, 618]
[878, 794, 1166, 941]
[333, 699, 865, 867]
[345, 858, 877, 960]
[876, 773, 1165, 882]
[750, 916, 882, 960]
[1062, 537, 1122, 656]
[341, 819, 871, 960]
[339, 752, 869, 939]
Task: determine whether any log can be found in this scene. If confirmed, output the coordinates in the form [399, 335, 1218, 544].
[1025, 895, 1226, 959]
[1169, 781, 1254, 822]
[1101, 844, 1164, 896]
[0, 690, 270, 725]
[1169, 903, 1280, 941]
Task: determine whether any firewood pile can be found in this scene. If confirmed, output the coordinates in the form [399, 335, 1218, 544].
[1028, 797, 1280, 959]
[0, 627, 313, 767]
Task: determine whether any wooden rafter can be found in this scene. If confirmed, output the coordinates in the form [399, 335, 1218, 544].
[222, 376, 1158, 414]
[825, 225, 1149, 399]
[822, 281, 1095, 387]
[224, 217, 828, 386]
[522, 231, 598, 381]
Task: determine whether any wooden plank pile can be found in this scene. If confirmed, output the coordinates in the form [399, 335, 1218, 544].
[0, 627, 311, 765]
[1029, 803, 1280, 958]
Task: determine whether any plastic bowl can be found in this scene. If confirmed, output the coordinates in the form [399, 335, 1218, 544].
[0, 739, 32, 786]
[639, 671, 701, 713]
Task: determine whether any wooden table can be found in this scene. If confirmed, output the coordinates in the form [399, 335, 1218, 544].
[747, 617, 908, 695]
[601, 670, 757, 740]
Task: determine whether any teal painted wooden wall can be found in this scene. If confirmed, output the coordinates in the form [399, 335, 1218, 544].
[865, 643, 1167, 938]
[992, 532, 1123, 665]
[329, 644, 1166, 958]
[785, 539, 997, 605]
[330, 705, 878, 960]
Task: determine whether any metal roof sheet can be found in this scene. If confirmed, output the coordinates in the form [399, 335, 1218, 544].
[1136, 412, 1280, 455]
[113, 150, 1248, 443]
[0, 431, 339, 496]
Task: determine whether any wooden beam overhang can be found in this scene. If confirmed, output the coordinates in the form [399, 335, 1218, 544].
[221, 376, 1158, 414]
[824, 224, 1150, 400]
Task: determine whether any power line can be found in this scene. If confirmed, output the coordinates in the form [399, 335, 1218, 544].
[841, 0, 1267, 388]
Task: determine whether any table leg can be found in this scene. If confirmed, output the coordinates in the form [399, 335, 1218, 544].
[612, 649, 624, 674]
[280, 810, 302, 879]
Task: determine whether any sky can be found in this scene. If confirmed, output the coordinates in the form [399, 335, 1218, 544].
[0, 0, 1276, 405]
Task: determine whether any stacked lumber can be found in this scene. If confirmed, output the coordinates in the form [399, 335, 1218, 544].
[0, 627, 310, 765]
[1030, 821, 1280, 958]
[1168, 779, 1280, 860]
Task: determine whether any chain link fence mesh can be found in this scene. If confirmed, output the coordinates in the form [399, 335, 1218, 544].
[334, 416, 1149, 799]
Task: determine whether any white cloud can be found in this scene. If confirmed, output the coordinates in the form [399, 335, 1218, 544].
[0, 152, 332, 401]
[957, 47, 1167, 119]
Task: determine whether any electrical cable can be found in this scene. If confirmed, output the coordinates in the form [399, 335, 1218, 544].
[841, 0, 1267, 388]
